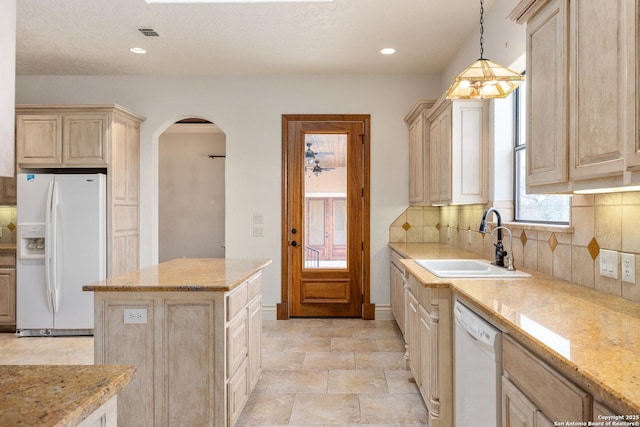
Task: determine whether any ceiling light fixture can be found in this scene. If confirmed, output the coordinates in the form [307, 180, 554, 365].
[380, 48, 396, 55]
[145, 0, 332, 3]
[130, 47, 147, 54]
[445, 0, 523, 99]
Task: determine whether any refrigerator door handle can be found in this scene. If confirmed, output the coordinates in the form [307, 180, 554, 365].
[50, 181, 60, 313]
[44, 181, 55, 314]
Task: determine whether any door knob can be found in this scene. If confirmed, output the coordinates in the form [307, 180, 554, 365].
[291, 228, 297, 234]
[291, 240, 298, 247]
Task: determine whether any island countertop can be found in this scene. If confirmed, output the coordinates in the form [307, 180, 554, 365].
[0, 365, 135, 427]
[83, 258, 272, 292]
[391, 242, 640, 415]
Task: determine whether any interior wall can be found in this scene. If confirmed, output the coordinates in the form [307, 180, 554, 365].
[0, 0, 16, 178]
[16, 73, 442, 308]
[158, 123, 225, 262]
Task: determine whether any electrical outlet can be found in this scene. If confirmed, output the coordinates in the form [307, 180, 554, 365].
[622, 253, 636, 284]
[599, 249, 619, 279]
[124, 308, 147, 324]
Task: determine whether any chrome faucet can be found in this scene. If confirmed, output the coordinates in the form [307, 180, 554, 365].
[479, 207, 506, 267]
[491, 226, 516, 271]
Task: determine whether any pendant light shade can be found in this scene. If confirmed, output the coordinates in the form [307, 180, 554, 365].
[446, 0, 523, 100]
[446, 59, 524, 99]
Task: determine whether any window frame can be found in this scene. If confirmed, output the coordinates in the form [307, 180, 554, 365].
[513, 79, 570, 225]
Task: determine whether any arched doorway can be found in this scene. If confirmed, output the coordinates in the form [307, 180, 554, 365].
[158, 118, 226, 262]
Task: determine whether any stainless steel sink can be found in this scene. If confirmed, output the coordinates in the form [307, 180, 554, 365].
[415, 259, 531, 278]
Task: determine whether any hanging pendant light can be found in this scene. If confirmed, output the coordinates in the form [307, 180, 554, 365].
[446, 0, 524, 99]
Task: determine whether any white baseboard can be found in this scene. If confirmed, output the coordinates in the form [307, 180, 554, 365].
[261, 304, 394, 321]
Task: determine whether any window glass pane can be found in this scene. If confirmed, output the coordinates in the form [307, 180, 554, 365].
[515, 149, 571, 223]
[303, 133, 347, 269]
[514, 78, 570, 224]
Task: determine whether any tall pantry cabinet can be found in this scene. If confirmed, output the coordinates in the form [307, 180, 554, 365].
[15, 104, 145, 277]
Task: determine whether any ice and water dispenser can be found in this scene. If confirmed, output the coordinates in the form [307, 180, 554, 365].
[18, 224, 46, 259]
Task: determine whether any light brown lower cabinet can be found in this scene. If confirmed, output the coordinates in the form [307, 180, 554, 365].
[0, 253, 16, 328]
[404, 274, 452, 427]
[502, 335, 591, 426]
[389, 249, 406, 336]
[94, 272, 263, 427]
[502, 377, 554, 427]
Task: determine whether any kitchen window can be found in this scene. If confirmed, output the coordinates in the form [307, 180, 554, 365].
[513, 79, 570, 224]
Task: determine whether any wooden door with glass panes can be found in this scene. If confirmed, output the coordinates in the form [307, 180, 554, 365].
[280, 115, 371, 319]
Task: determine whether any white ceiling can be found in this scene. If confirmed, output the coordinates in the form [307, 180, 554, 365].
[16, 0, 495, 76]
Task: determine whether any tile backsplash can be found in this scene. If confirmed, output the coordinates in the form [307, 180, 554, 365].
[0, 206, 17, 244]
[389, 193, 640, 304]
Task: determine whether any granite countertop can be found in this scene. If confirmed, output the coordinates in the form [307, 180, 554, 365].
[0, 243, 16, 253]
[391, 242, 640, 415]
[0, 365, 135, 426]
[83, 258, 272, 292]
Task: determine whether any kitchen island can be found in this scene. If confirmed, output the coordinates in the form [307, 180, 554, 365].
[0, 364, 135, 426]
[83, 257, 272, 427]
[391, 242, 640, 422]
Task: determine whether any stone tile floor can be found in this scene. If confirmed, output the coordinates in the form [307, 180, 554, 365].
[0, 318, 428, 426]
[238, 319, 428, 426]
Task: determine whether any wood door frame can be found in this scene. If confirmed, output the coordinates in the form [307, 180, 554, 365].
[278, 114, 373, 320]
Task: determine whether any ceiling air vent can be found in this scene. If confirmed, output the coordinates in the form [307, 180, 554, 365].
[138, 27, 160, 37]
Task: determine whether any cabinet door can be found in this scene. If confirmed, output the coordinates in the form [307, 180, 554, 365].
[248, 295, 262, 391]
[390, 261, 405, 335]
[569, 0, 629, 181]
[63, 113, 108, 166]
[0, 268, 16, 325]
[406, 290, 420, 384]
[419, 304, 439, 415]
[525, 0, 569, 189]
[16, 114, 62, 166]
[535, 412, 553, 427]
[0, 175, 16, 205]
[502, 377, 536, 427]
[409, 113, 426, 205]
[429, 119, 441, 203]
[437, 110, 452, 203]
[451, 101, 488, 204]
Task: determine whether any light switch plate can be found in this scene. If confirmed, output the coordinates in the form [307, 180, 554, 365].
[622, 253, 636, 284]
[599, 249, 619, 279]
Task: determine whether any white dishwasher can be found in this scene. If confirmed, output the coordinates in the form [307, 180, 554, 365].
[454, 300, 502, 427]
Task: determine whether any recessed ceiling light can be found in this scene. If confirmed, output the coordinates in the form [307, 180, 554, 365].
[130, 47, 147, 54]
[380, 48, 396, 55]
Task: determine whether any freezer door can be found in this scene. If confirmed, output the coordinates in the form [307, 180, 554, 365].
[16, 173, 55, 329]
[52, 174, 106, 330]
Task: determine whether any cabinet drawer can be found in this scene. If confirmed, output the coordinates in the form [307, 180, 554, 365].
[247, 273, 261, 302]
[503, 335, 591, 421]
[0, 253, 16, 268]
[227, 359, 249, 427]
[227, 282, 248, 321]
[227, 309, 248, 377]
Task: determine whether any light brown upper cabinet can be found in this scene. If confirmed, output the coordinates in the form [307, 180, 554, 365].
[510, 0, 637, 192]
[17, 111, 110, 167]
[404, 101, 435, 206]
[405, 97, 488, 207]
[426, 96, 489, 205]
[15, 105, 145, 277]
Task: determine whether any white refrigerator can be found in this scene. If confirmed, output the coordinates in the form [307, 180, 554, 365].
[16, 173, 106, 336]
